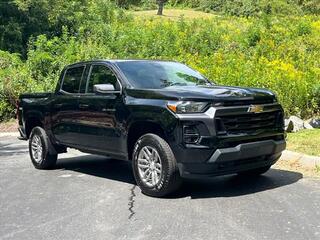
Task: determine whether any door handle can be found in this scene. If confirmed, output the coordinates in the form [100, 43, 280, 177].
[102, 108, 116, 112]
[54, 103, 63, 108]
[79, 104, 89, 109]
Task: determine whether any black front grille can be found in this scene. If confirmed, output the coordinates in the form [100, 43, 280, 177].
[216, 111, 283, 135]
[222, 99, 274, 106]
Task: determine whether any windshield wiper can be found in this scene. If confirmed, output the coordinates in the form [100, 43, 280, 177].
[168, 82, 188, 86]
[160, 79, 187, 87]
[196, 79, 212, 86]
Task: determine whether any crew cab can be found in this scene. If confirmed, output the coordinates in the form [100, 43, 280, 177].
[17, 60, 286, 197]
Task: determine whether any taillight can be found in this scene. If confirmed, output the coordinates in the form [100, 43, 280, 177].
[15, 99, 20, 119]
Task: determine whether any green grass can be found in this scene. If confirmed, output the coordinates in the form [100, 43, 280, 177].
[287, 129, 320, 157]
[130, 9, 218, 20]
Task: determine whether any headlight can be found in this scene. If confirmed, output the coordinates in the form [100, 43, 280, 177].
[167, 101, 208, 114]
[273, 95, 278, 103]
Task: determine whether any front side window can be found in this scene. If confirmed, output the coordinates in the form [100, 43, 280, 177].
[87, 65, 119, 93]
[61, 66, 85, 93]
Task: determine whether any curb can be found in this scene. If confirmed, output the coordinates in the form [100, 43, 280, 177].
[0, 132, 20, 137]
[280, 150, 320, 168]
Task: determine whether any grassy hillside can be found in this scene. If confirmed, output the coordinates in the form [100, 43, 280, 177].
[131, 9, 218, 20]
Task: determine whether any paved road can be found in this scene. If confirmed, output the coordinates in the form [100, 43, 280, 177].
[1, 136, 320, 240]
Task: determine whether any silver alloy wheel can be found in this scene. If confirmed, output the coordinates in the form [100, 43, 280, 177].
[31, 134, 43, 163]
[137, 146, 162, 187]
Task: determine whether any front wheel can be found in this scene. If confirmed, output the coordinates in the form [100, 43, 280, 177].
[29, 127, 57, 169]
[132, 134, 182, 197]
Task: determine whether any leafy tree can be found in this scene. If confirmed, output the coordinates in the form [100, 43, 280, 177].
[0, 0, 118, 57]
[0, 0, 51, 57]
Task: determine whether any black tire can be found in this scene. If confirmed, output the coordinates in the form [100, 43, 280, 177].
[132, 134, 182, 197]
[29, 127, 57, 169]
[237, 165, 271, 177]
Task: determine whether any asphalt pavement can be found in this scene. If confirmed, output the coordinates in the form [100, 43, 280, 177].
[1, 136, 320, 240]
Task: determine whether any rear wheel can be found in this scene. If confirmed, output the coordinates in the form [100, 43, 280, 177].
[237, 165, 271, 177]
[29, 127, 57, 169]
[132, 134, 182, 197]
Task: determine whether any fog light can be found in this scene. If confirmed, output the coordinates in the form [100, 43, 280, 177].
[183, 125, 200, 144]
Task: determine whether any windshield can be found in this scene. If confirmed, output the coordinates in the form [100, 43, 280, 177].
[116, 61, 211, 89]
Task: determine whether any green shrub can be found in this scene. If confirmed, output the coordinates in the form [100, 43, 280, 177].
[297, 20, 312, 35]
[164, 0, 315, 16]
[246, 25, 261, 47]
[312, 84, 320, 110]
[0, 100, 14, 122]
[302, 0, 320, 15]
[0, 51, 29, 119]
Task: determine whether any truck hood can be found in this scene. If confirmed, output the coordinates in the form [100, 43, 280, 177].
[126, 85, 276, 103]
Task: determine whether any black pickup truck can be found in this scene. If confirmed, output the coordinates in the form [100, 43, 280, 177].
[17, 60, 286, 197]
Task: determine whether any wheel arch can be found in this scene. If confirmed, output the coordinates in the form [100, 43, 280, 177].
[127, 121, 167, 161]
[25, 112, 44, 138]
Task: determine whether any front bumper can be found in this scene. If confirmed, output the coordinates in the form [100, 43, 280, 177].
[178, 139, 286, 179]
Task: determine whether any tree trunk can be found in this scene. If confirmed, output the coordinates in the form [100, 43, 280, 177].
[157, 1, 164, 15]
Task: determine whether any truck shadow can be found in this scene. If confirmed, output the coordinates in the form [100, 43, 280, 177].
[56, 154, 303, 199]
[56, 154, 136, 184]
[172, 170, 303, 199]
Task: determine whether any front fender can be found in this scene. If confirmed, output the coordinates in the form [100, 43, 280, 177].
[125, 97, 179, 142]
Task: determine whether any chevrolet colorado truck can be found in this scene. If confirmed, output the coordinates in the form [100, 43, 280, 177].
[17, 60, 286, 197]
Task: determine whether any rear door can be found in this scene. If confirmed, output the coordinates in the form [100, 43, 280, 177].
[51, 65, 86, 145]
[77, 63, 126, 157]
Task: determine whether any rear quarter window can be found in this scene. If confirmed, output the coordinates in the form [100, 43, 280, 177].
[61, 66, 85, 93]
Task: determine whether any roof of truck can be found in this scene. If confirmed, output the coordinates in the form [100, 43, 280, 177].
[65, 59, 178, 68]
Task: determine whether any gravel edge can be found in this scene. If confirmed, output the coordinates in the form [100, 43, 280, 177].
[281, 150, 320, 168]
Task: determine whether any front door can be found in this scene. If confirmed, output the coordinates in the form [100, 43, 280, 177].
[77, 64, 126, 157]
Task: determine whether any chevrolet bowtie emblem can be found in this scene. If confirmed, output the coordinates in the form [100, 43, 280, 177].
[247, 105, 264, 113]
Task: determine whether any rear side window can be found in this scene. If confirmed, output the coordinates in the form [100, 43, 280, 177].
[87, 65, 119, 93]
[61, 66, 85, 93]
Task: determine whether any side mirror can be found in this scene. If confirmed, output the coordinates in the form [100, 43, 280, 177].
[93, 84, 115, 94]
